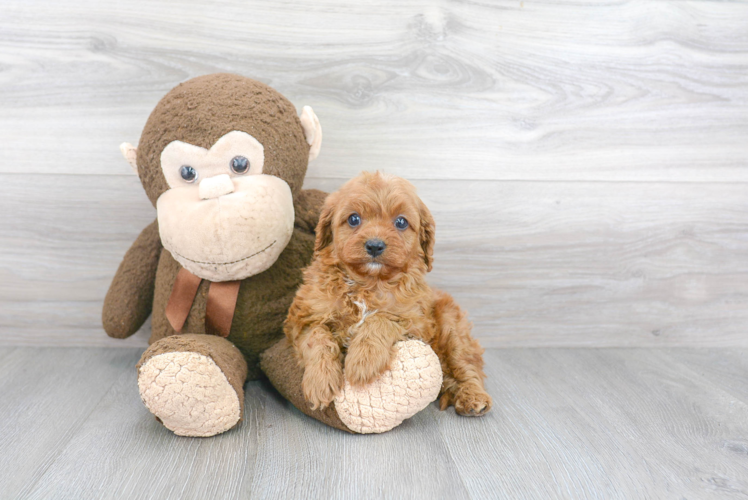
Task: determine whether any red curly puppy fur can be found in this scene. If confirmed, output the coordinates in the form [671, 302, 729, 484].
[284, 172, 492, 416]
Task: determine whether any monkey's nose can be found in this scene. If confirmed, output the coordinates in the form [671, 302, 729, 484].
[365, 239, 386, 257]
[199, 174, 234, 200]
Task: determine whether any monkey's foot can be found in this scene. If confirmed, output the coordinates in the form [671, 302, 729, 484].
[334, 340, 443, 434]
[137, 334, 248, 437]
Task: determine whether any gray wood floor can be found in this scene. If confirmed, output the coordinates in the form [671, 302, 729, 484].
[1, 346, 746, 500]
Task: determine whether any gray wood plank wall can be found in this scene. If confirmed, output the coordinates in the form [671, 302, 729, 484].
[1, 0, 746, 347]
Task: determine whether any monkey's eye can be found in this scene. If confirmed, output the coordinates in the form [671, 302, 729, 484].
[348, 213, 361, 227]
[395, 217, 409, 230]
[180, 165, 198, 183]
[230, 156, 249, 174]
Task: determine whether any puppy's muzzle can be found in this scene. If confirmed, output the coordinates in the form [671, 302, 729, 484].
[365, 239, 386, 258]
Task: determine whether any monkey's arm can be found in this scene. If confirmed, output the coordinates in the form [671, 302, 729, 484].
[102, 219, 162, 338]
[293, 189, 328, 233]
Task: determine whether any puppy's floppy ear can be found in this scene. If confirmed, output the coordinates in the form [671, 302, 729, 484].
[418, 200, 436, 272]
[314, 193, 337, 253]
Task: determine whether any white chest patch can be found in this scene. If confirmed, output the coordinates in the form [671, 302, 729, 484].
[343, 292, 379, 348]
[352, 299, 378, 328]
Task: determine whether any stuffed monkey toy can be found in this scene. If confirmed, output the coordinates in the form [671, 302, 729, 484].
[103, 73, 442, 436]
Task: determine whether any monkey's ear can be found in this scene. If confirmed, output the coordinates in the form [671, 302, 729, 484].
[299, 106, 323, 162]
[314, 193, 336, 253]
[119, 143, 138, 174]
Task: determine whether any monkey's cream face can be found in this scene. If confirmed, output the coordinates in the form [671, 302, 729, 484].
[156, 131, 295, 282]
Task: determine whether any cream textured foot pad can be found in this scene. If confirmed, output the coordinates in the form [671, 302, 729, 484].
[138, 352, 241, 437]
[334, 340, 443, 434]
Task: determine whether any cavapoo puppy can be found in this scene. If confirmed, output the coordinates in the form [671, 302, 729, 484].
[284, 172, 492, 416]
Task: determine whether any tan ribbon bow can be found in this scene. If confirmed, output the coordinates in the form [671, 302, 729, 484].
[165, 268, 241, 338]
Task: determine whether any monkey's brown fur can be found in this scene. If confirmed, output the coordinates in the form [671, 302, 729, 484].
[103, 74, 325, 380]
[284, 172, 492, 416]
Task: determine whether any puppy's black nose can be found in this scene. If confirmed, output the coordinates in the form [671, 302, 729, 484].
[365, 239, 386, 257]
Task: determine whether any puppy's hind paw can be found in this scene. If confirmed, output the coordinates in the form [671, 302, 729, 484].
[451, 386, 492, 417]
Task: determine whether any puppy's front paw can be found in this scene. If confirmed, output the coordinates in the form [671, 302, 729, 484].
[345, 340, 395, 387]
[302, 360, 344, 410]
[442, 385, 492, 417]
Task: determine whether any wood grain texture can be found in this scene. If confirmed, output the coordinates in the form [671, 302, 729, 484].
[0, 347, 141, 499]
[664, 348, 748, 404]
[0, 0, 747, 181]
[4, 347, 747, 499]
[440, 348, 748, 499]
[26, 366, 266, 500]
[2, 174, 746, 347]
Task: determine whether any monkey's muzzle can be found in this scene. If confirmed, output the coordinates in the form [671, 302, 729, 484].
[156, 174, 295, 282]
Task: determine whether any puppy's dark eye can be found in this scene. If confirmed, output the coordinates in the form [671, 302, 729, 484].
[395, 216, 409, 230]
[231, 156, 249, 174]
[180, 165, 197, 183]
[348, 213, 361, 227]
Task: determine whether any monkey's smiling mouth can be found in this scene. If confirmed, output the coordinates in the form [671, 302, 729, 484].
[171, 240, 277, 266]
